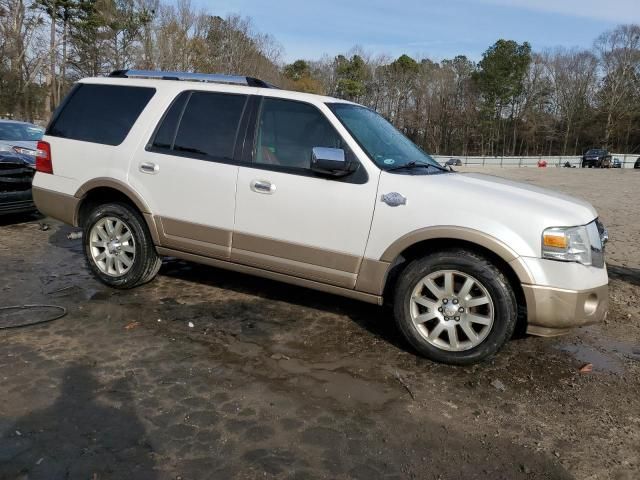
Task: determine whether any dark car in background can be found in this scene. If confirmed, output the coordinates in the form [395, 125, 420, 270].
[581, 148, 612, 168]
[635, 157, 640, 169]
[0, 120, 43, 215]
[0, 151, 37, 215]
[0, 119, 44, 156]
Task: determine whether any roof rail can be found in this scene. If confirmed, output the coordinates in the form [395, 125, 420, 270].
[108, 69, 278, 89]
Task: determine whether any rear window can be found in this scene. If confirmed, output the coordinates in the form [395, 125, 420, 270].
[47, 84, 155, 145]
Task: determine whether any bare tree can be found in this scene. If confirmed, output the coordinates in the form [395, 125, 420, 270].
[594, 24, 640, 147]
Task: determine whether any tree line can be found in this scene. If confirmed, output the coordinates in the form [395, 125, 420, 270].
[1, 0, 639, 155]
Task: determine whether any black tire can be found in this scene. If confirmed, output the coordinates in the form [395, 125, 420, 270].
[393, 249, 518, 365]
[83, 202, 162, 289]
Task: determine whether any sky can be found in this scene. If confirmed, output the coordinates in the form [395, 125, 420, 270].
[194, 0, 640, 63]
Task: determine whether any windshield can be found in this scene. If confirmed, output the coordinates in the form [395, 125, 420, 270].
[586, 149, 605, 155]
[328, 103, 441, 170]
[0, 122, 44, 142]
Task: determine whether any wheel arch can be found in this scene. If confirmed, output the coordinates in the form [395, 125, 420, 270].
[362, 227, 534, 333]
[74, 178, 160, 244]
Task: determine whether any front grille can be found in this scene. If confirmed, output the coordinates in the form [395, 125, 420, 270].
[596, 219, 608, 245]
[0, 162, 35, 193]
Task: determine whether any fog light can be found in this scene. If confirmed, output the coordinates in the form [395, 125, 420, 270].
[584, 294, 598, 316]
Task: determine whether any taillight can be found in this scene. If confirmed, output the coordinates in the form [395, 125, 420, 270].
[36, 140, 53, 174]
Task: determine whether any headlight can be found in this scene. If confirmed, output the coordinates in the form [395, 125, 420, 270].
[542, 220, 605, 268]
[12, 146, 37, 156]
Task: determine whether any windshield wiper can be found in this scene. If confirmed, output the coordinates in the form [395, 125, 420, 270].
[386, 161, 447, 172]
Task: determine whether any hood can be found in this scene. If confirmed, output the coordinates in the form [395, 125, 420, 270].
[455, 173, 597, 222]
[375, 171, 599, 258]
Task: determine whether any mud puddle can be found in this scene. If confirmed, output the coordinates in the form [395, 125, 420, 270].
[555, 326, 640, 373]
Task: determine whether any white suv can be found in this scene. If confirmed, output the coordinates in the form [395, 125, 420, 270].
[32, 70, 609, 364]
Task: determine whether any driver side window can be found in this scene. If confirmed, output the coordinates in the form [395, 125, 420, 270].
[254, 98, 349, 170]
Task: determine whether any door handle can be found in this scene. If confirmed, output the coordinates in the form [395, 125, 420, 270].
[250, 179, 276, 194]
[139, 162, 159, 174]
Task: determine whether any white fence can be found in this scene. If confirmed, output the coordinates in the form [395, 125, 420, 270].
[432, 154, 639, 168]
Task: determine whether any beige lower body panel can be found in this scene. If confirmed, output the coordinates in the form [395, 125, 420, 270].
[155, 217, 361, 289]
[157, 247, 382, 305]
[231, 248, 357, 289]
[157, 216, 231, 260]
[32, 186, 80, 226]
[523, 283, 608, 336]
[355, 258, 392, 295]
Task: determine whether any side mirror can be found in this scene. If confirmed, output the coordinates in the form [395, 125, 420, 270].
[310, 147, 356, 177]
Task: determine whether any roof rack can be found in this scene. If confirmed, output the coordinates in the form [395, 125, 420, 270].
[108, 69, 278, 89]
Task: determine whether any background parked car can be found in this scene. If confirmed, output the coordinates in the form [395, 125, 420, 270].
[635, 157, 640, 169]
[0, 119, 44, 157]
[581, 148, 612, 168]
[612, 158, 622, 168]
[444, 158, 462, 166]
[0, 151, 36, 215]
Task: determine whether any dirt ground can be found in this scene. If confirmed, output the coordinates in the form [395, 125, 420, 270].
[0, 167, 638, 480]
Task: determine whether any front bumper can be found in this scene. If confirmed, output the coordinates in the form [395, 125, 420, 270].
[0, 190, 35, 215]
[523, 283, 608, 336]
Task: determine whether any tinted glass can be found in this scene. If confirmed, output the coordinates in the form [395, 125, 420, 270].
[48, 84, 155, 145]
[173, 91, 246, 160]
[255, 98, 346, 169]
[0, 122, 44, 141]
[152, 92, 189, 150]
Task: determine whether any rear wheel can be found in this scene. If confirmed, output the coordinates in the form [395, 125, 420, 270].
[83, 202, 161, 288]
[393, 249, 518, 365]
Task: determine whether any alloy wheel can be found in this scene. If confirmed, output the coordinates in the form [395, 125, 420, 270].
[409, 269, 494, 351]
[89, 216, 136, 277]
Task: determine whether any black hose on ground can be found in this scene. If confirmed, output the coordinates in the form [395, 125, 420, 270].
[0, 305, 67, 329]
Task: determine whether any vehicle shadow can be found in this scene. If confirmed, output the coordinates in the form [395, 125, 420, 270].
[158, 258, 408, 351]
[0, 210, 43, 227]
[607, 264, 640, 287]
[0, 364, 157, 480]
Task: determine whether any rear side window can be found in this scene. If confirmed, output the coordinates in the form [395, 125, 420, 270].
[48, 84, 155, 146]
[151, 92, 189, 150]
[150, 91, 247, 162]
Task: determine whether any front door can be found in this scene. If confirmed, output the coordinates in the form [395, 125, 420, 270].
[233, 97, 378, 288]
[129, 90, 248, 259]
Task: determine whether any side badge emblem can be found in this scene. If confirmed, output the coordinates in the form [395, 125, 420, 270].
[381, 192, 407, 207]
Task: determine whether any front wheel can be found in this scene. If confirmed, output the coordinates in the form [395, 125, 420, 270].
[83, 202, 162, 289]
[393, 249, 518, 365]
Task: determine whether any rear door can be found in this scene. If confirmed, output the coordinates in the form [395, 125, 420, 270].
[129, 90, 248, 259]
[232, 97, 378, 288]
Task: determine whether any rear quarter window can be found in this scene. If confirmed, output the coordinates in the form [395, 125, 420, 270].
[47, 84, 155, 146]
